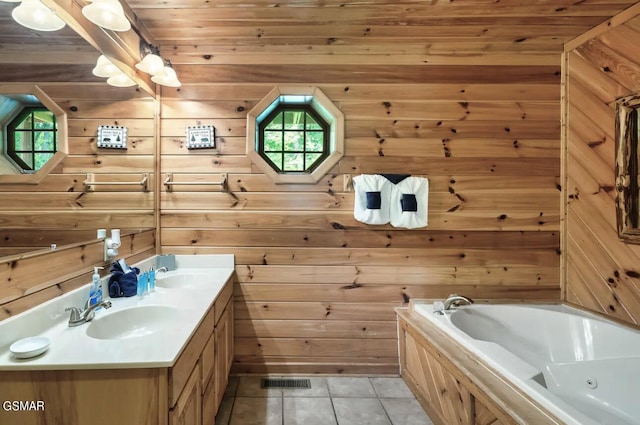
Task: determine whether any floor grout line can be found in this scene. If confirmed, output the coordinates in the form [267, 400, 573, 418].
[221, 376, 431, 425]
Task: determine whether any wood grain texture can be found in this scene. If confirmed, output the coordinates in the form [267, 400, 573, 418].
[10, 0, 635, 376]
[565, 11, 640, 324]
[0, 368, 164, 425]
[161, 40, 561, 373]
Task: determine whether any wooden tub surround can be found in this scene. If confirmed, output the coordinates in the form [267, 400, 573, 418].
[396, 304, 563, 425]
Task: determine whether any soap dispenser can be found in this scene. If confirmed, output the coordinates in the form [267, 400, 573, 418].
[90, 266, 104, 306]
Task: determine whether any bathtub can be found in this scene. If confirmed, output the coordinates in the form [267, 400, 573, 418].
[412, 303, 640, 425]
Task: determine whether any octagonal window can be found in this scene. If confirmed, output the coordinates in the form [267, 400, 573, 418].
[247, 86, 344, 184]
[0, 84, 67, 184]
[259, 105, 329, 173]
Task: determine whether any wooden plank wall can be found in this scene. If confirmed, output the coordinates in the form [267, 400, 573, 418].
[0, 82, 156, 317]
[564, 8, 640, 325]
[160, 65, 562, 373]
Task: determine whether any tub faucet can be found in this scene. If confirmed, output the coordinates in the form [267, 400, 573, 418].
[156, 266, 168, 274]
[443, 294, 474, 310]
[65, 300, 112, 327]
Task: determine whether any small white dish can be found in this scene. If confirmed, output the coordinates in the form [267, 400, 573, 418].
[10, 336, 50, 359]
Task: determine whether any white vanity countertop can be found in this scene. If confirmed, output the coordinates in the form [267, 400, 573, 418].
[0, 255, 234, 370]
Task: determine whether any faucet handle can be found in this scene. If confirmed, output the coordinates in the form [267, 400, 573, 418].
[65, 306, 82, 322]
[432, 300, 445, 315]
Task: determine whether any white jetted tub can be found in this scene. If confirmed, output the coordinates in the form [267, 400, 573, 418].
[413, 303, 640, 425]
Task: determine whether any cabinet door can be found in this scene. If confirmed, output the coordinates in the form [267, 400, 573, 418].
[214, 300, 232, 409]
[401, 325, 473, 425]
[170, 362, 202, 425]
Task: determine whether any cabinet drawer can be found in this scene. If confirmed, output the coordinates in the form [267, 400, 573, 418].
[169, 306, 214, 408]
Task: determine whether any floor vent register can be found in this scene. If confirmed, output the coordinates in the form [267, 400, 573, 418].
[261, 378, 312, 389]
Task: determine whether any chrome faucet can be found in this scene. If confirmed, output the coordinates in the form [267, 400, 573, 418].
[443, 294, 474, 310]
[65, 300, 112, 327]
[156, 266, 168, 274]
[433, 294, 474, 315]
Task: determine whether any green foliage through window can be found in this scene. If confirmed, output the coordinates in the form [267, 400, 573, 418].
[7, 107, 57, 171]
[258, 105, 329, 173]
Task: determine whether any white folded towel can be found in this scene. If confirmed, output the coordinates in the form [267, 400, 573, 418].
[353, 174, 392, 225]
[389, 176, 429, 229]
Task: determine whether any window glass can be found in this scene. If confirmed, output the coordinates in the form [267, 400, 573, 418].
[258, 106, 329, 173]
[7, 107, 57, 171]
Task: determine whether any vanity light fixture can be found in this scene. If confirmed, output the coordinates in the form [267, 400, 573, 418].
[91, 55, 120, 78]
[11, 0, 66, 32]
[135, 41, 165, 76]
[82, 0, 130, 32]
[106, 71, 137, 87]
[151, 60, 182, 87]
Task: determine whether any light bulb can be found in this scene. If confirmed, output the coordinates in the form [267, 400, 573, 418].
[106, 72, 137, 87]
[82, 0, 130, 32]
[12, 0, 66, 32]
[152, 66, 182, 87]
[135, 52, 165, 75]
[92, 55, 120, 78]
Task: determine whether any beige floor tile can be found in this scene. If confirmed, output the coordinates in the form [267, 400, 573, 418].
[229, 397, 283, 425]
[327, 377, 377, 398]
[332, 397, 391, 425]
[283, 397, 337, 425]
[380, 398, 434, 425]
[369, 377, 414, 398]
[282, 377, 330, 398]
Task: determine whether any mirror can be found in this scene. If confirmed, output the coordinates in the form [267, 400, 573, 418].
[0, 3, 154, 261]
[0, 84, 68, 184]
[0, 228, 152, 260]
[615, 93, 640, 242]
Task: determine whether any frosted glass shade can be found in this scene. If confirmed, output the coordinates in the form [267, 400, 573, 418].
[152, 66, 182, 87]
[92, 55, 120, 78]
[82, 0, 130, 32]
[106, 72, 136, 88]
[12, 0, 66, 32]
[135, 53, 165, 75]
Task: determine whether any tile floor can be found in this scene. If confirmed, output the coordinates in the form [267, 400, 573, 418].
[214, 376, 434, 425]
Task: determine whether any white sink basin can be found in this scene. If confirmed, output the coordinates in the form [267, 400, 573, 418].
[155, 269, 228, 289]
[85, 305, 181, 340]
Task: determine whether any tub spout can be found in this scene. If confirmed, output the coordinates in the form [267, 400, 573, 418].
[443, 294, 474, 310]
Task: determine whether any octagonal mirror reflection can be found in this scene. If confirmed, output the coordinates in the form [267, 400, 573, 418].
[0, 84, 67, 184]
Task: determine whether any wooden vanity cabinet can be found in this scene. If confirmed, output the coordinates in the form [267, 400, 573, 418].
[174, 275, 235, 425]
[0, 276, 235, 425]
[202, 276, 234, 425]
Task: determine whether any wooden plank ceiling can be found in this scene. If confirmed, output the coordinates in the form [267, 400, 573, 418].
[0, 1, 637, 82]
[127, 0, 639, 75]
[0, 2, 100, 81]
